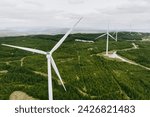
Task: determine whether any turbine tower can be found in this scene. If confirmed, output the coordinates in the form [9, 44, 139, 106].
[2, 18, 82, 100]
[95, 25, 117, 55]
[115, 31, 118, 41]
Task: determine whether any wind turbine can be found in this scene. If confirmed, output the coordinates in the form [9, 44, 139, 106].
[2, 18, 82, 100]
[95, 25, 117, 55]
[112, 31, 118, 41]
[115, 31, 118, 41]
[116, 32, 118, 41]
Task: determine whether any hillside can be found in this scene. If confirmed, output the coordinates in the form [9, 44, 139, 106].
[0, 32, 150, 100]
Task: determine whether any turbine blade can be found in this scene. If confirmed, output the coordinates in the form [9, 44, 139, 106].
[113, 32, 116, 35]
[50, 56, 66, 91]
[2, 44, 47, 55]
[95, 33, 106, 40]
[50, 18, 82, 53]
[108, 34, 116, 41]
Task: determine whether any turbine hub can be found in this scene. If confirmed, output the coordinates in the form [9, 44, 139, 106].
[46, 53, 51, 59]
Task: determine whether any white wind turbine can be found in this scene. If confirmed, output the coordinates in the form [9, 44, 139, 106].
[2, 18, 82, 100]
[95, 25, 117, 55]
[116, 31, 118, 41]
[113, 31, 118, 41]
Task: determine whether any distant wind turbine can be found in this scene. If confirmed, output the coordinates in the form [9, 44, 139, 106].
[116, 31, 118, 41]
[2, 18, 82, 100]
[112, 31, 118, 41]
[95, 25, 117, 55]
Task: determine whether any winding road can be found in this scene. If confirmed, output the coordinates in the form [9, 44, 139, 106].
[106, 43, 150, 71]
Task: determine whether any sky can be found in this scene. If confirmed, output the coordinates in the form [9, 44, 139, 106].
[0, 0, 150, 32]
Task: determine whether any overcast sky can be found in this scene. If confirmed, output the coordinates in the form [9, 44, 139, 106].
[0, 0, 150, 32]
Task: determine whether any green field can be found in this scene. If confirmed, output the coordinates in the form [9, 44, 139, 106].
[0, 32, 150, 100]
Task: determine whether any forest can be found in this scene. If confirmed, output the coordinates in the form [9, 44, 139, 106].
[0, 32, 150, 100]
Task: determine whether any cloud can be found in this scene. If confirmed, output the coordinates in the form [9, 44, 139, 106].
[0, 0, 150, 32]
[67, 0, 85, 4]
[110, 2, 150, 14]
